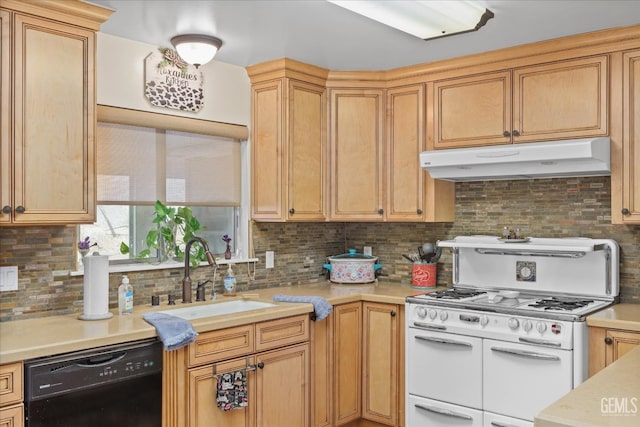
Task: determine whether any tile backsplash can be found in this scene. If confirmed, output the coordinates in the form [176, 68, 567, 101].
[1, 176, 638, 321]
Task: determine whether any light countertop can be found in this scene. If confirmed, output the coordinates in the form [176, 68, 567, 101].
[534, 304, 640, 426]
[0, 281, 430, 364]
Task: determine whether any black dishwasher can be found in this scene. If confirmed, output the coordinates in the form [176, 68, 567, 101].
[24, 338, 162, 427]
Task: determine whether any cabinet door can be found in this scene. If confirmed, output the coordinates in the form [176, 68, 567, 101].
[255, 343, 309, 427]
[0, 404, 24, 427]
[330, 89, 384, 221]
[188, 356, 255, 427]
[362, 302, 400, 426]
[386, 85, 425, 221]
[310, 313, 334, 427]
[12, 13, 95, 224]
[251, 79, 284, 220]
[606, 329, 640, 366]
[287, 80, 327, 221]
[333, 302, 362, 425]
[0, 10, 10, 224]
[513, 56, 608, 142]
[433, 71, 512, 148]
[621, 50, 640, 223]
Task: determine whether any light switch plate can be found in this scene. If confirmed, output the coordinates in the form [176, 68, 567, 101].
[0, 266, 18, 291]
[265, 251, 274, 269]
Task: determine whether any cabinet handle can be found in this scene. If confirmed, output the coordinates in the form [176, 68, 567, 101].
[622, 208, 630, 215]
[289, 208, 295, 215]
[1, 205, 10, 214]
[257, 362, 264, 369]
[377, 208, 384, 215]
[604, 337, 613, 345]
[390, 310, 397, 317]
[512, 130, 521, 137]
[416, 209, 423, 215]
[15, 205, 25, 213]
[503, 131, 511, 137]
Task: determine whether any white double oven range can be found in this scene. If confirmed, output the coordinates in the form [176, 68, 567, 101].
[405, 236, 619, 427]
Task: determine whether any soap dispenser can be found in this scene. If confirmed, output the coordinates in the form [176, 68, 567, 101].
[223, 265, 236, 296]
[118, 275, 133, 315]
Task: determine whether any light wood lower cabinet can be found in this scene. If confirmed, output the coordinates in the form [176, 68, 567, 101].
[0, 362, 24, 427]
[166, 315, 310, 427]
[312, 302, 404, 427]
[589, 327, 640, 376]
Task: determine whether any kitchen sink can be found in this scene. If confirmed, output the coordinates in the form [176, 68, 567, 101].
[157, 300, 276, 320]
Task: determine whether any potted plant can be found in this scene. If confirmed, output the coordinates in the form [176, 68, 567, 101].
[119, 200, 207, 267]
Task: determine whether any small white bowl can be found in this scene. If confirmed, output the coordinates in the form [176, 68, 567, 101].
[498, 290, 520, 299]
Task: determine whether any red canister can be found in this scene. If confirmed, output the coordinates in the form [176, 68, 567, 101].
[412, 263, 436, 289]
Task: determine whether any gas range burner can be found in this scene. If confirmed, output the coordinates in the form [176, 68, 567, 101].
[422, 288, 486, 300]
[528, 296, 595, 311]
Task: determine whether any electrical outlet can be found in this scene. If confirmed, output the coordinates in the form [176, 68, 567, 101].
[363, 246, 372, 256]
[265, 251, 274, 269]
[0, 266, 18, 292]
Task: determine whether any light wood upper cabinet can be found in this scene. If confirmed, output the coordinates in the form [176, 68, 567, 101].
[329, 89, 385, 221]
[248, 61, 328, 222]
[386, 85, 426, 221]
[434, 70, 512, 148]
[619, 50, 640, 223]
[362, 302, 401, 426]
[0, 2, 110, 225]
[433, 56, 608, 149]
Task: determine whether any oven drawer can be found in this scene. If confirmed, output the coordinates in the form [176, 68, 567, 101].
[407, 394, 483, 426]
[483, 338, 573, 421]
[484, 411, 533, 427]
[407, 327, 482, 409]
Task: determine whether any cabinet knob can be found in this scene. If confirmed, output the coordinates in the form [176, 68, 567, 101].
[257, 362, 265, 369]
[15, 205, 25, 214]
[622, 208, 630, 215]
[416, 209, 423, 215]
[604, 337, 613, 345]
[377, 208, 384, 215]
[503, 131, 511, 137]
[289, 208, 295, 215]
[1, 205, 10, 214]
[390, 310, 397, 317]
[512, 130, 521, 137]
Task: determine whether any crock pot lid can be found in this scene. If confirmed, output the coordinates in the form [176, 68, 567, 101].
[329, 249, 377, 260]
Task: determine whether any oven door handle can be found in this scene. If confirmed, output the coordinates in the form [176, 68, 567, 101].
[414, 403, 473, 420]
[415, 335, 472, 347]
[490, 346, 560, 361]
[518, 337, 562, 347]
[490, 421, 521, 427]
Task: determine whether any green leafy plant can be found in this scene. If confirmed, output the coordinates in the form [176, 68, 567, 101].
[120, 200, 206, 267]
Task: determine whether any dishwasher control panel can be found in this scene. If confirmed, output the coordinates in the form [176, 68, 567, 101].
[25, 339, 162, 401]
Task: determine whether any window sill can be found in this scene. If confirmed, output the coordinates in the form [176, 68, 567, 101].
[70, 257, 259, 277]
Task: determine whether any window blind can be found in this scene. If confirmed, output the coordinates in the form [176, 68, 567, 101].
[97, 122, 241, 205]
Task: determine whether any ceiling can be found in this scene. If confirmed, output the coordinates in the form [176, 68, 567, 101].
[89, 0, 640, 71]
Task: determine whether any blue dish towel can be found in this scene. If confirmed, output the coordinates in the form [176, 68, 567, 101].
[143, 312, 198, 351]
[272, 295, 333, 320]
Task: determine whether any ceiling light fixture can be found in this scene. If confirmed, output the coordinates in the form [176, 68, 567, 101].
[170, 34, 223, 68]
[327, 0, 494, 40]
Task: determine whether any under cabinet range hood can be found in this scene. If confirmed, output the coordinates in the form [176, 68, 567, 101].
[420, 137, 611, 182]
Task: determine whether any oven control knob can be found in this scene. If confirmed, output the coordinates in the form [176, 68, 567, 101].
[439, 311, 448, 321]
[522, 320, 533, 332]
[507, 318, 520, 330]
[480, 315, 489, 327]
[536, 321, 547, 334]
[428, 309, 438, 320]
[416, 307, 427, 318]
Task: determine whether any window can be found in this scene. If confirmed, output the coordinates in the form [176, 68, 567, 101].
[79, 106, 249, 266]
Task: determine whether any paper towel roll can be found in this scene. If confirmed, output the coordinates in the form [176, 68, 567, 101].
[78, 254, 113, 320]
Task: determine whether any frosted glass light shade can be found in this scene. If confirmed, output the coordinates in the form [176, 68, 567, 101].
[171, 34, 223, 67]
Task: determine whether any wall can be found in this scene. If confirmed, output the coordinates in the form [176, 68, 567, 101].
[2, 176, 638, 321]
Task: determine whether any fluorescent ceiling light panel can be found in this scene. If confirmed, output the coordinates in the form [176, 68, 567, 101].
[328, 0, 494, 40]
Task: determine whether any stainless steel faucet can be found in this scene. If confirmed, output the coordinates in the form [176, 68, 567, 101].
[182, 237, 217, 303]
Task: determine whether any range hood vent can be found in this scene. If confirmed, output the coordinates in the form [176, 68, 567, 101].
[420, 137, 610, 182]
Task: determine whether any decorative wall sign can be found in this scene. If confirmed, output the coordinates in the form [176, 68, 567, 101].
[144, 48, 204, 112]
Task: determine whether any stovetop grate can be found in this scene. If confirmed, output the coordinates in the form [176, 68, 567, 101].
[527, 296, 595, 311]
